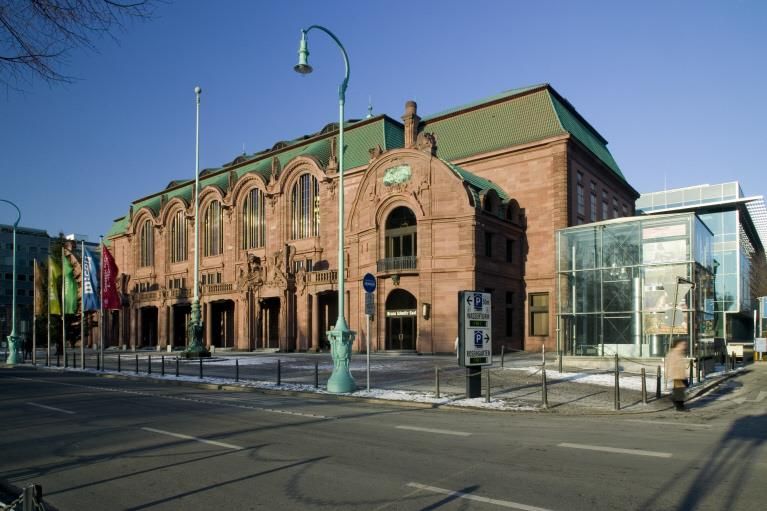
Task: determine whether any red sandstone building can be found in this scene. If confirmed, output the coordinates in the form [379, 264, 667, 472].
[105, 84, 638, 354]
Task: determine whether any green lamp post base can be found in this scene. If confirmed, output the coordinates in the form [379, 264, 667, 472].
[326, 318, 356, 393]
[184, 301, 210, 358]
[6, 334, 21, 365]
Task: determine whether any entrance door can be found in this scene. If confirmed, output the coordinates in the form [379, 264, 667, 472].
[386, 316, 416, 350]
[385, 289, 417, 351]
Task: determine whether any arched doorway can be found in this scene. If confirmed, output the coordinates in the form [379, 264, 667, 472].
[385, 289, 417, 351]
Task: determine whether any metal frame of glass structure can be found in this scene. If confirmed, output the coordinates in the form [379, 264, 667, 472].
[556, 213, 716, 359]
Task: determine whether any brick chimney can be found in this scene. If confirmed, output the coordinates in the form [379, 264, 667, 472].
[402, 100, 420, 149]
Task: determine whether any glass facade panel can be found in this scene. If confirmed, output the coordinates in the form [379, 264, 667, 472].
[557, 213, 714, 358]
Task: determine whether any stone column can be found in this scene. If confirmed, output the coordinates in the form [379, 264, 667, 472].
[135, 307, 142, 350]
[311, 293, 319, 352]
[158, 305, 168, 350]
[168, 305, 175, 350]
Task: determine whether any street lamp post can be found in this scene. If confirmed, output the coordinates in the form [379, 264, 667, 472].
[185, 86, 207, 357]
[1, 199, 22, 365]
[295, 26, 356, 393]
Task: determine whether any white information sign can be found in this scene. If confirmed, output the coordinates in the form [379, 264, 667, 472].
[755, 338, 766, 353]
[458, 291, 492, 367]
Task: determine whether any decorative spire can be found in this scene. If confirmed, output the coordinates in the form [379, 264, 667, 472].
[366, 96, 373, 119]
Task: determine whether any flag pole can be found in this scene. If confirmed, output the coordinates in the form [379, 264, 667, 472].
[80, 240, 85, 369]
[47, 252, 51, 366]
[99, 235, 104, 370]
[32, 258, 37, 365]
[62, 243, 66, 368]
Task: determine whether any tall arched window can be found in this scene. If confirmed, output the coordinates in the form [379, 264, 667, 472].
[139, 219, 154, 267]
[242, 188, 265, 249]
[203, 200, 223, 256]
[385, 206, 417, 258]
[291, 173, 320, 239]
[169, 209, 187, 263]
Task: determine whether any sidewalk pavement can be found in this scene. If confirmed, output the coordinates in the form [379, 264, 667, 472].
[4, 348, 748, 414]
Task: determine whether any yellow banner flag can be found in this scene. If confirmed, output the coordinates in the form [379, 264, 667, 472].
[48, 255, 61, 315]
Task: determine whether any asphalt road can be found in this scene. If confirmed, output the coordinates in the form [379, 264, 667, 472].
[1, 364, 765, 510]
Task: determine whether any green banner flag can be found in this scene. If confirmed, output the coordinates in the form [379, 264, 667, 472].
[48, 255, 62, 315]
[63, 252, 77, 315]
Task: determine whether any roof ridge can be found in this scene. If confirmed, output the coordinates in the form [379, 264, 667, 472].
[421, 83, 550, 122]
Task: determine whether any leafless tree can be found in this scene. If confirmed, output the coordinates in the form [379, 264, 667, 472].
[0, 0, 155, 88]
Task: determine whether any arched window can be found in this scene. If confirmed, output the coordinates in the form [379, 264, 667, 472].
[139, 219, 154, 267]
[203, 200, 223, 256]
[169, 209, 187, 263]
[291, 173, 320, 239]
[385, 206, 417, 261]
[242, 188, 266, 249]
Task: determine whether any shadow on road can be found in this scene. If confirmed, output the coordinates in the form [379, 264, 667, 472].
[640, 413, 767, 510]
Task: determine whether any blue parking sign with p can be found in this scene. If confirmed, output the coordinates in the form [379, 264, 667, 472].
[474, 330, 483, 347]
[473, 294, 483, 309]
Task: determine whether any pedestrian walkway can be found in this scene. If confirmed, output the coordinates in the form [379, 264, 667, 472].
[4, 348, 748, 414]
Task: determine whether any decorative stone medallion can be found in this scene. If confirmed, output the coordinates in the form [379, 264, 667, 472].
[383, 164, 412, 186]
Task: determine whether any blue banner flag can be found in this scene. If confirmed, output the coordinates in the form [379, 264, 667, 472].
[82, 247, 100, 311]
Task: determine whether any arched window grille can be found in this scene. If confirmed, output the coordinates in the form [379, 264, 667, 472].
[169, 209, 187, 263]
[291, 173, 320, 239]
[242, 188, 266, 249]
[203, 200, 223, 256]
[139, 219, 154, 267]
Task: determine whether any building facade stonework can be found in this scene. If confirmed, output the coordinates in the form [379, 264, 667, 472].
[106, 84, 639, 354]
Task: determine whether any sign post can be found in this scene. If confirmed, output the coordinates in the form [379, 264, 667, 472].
[458, 291, 492, 398]
[363, 273, 377, 391]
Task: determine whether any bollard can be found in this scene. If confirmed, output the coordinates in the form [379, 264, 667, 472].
[541, 368, 549, 408]
[23, 483, 42, 511]
[199, 357, 203, 379]
[614, 354, 620, 411]
[696, 357, 701, 384]
[501, 346, 505, 368]
[732, 351, 736, 370]
[148, 355, 152, 374]
[725, 351, 729, 372]
[117, 353, 121, 372]
[96, 353, 100, 371]
[558, 349, 563, 374]
[135, 354, 139, 374]
[57, 352, 60, 367]
[277, 359, 281, 386]
[74, 352, 77, 369]
[689, 358, 694, 384]
[235, 358, 239, 382]
[175, 357, 179, 377]
[435, 367, 441, 398]
[641, 368, 647, 404]
[656, 365, 661, 399]
[314, 360, 319, 388]
[161, 356, 165, 376]
[485, 368, 491, 403]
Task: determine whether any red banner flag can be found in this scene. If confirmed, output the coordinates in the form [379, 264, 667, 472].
[101, 244, 121, 310]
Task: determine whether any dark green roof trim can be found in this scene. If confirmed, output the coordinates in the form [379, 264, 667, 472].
[444, 160, 511, 220]
[549, 93, 624, 180]
[422, 84, 548, 122]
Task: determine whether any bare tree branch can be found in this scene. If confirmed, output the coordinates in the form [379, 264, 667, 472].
[0, 0, 156, 89]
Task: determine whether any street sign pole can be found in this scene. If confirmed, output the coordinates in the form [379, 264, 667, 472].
[362, 273, 377, 392]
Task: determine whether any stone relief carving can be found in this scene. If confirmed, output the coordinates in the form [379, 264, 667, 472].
[416, 132, 437, 155]
[237, 254, 264, 296]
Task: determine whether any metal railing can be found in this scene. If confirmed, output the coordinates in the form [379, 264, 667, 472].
[376, 256, 417, 273]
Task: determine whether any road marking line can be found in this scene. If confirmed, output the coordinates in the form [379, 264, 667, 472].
[558, 442, 671, 458]
[624, 419, 712, 429]
[396, 425, 471, 437]
[755, 391, 766, 403]
[406, 482, 553, 511]
[26, 402, 76, 414]
[141, 427, 243, 450]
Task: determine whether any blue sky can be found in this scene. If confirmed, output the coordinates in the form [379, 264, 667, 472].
[2, 0, 765, 241]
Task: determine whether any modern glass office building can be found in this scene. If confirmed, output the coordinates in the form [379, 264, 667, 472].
[556, 213, 715, 358]
[637, 182, 767, 343]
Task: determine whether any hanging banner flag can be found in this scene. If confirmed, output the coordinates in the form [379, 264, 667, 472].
[82, 247, 100, 311]
[63, 251, 78, 315]
[102, 244, 121, 310]
[34, 259, 47, 316]
[48, 255, 62, 315]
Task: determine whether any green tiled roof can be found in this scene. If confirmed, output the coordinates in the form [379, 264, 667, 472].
[444, 160, 509, 200]
[106, 216, 128, 239]
[421, 85, 625, 183]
